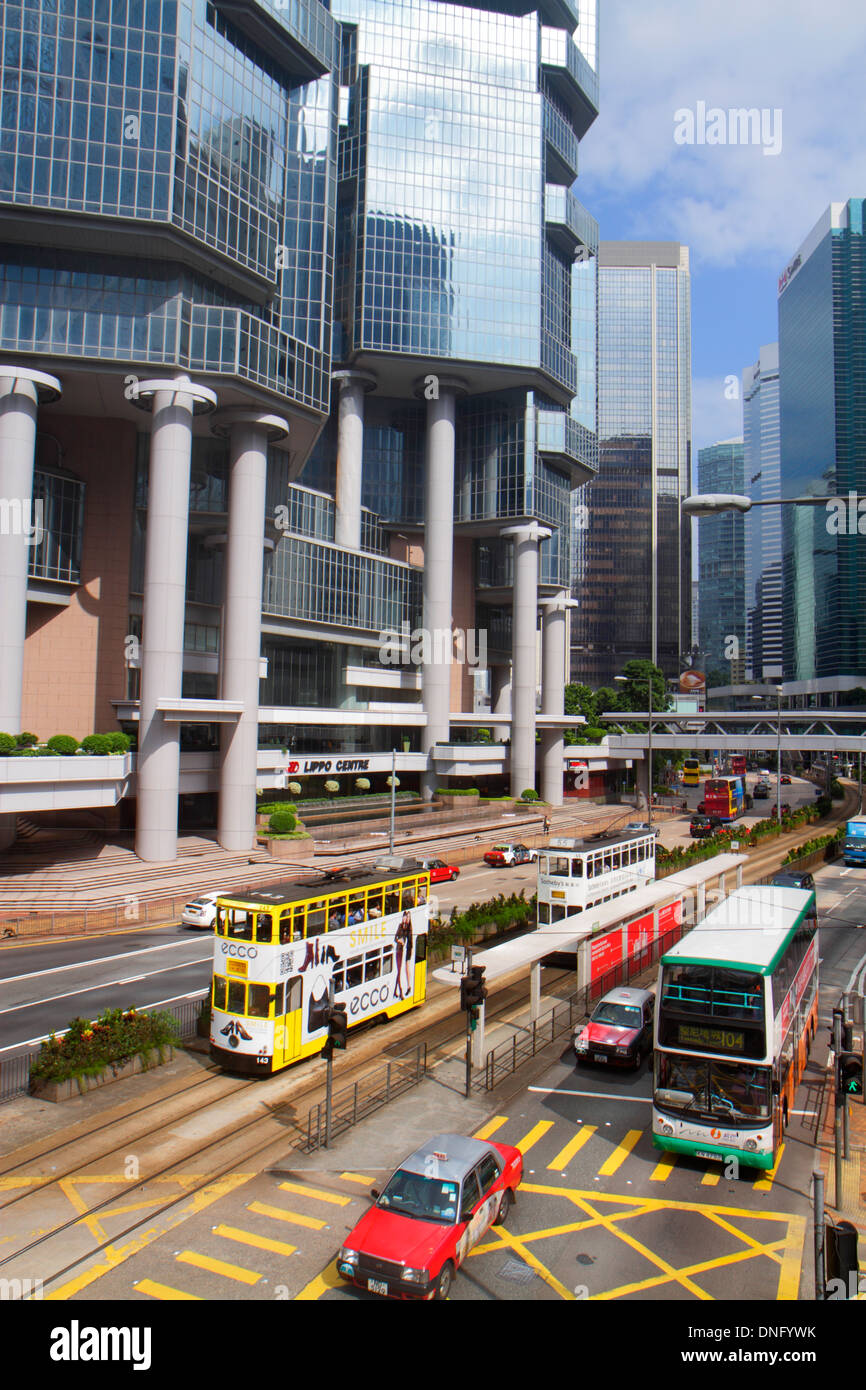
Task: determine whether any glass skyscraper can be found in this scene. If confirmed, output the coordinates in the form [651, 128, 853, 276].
[778, 199, 866, 695]
[742, 344, 782, 681]
[0, 0, 600, 858]
[571, 241, 691, 687]
[696, 438, 745, 683]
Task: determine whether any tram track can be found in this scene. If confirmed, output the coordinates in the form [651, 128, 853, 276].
[0, 965, 568, 1294]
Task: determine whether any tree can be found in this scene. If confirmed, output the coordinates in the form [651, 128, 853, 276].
[615, 660, 669, 714]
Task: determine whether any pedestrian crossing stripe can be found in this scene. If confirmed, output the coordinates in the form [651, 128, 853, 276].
[515, 1120, 555, 1154]
[597, 1129, 642, 1177]
[135, 1279, 202, 1300]
[213, 1224, 297, 1257]
[177, 1250, 262, 1285]
[278, 1180, 352, 1206]
[549, 1126, 596, 1171]
[247, 1200, 327, 1230]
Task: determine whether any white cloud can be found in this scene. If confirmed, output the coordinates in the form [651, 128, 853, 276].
[690, 377, 743, 458]
[581, 0, 866, 268]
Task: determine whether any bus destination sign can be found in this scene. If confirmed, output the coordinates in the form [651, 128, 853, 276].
[677, 1024, 745, 1053]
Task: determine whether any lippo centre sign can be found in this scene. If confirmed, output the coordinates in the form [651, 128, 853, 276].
[282, 754, 409, 776]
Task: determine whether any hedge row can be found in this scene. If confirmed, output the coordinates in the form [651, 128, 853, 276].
[0, 731, 131, 756]
[428, 891, 535, 956]
[31, 1007, 179, 1085]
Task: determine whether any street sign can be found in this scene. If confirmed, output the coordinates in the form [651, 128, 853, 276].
[451, 945, 466, 966]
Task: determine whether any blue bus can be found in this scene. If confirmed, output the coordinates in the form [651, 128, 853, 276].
[844, 816, 866, 866]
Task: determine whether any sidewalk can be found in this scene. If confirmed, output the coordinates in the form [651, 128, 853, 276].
[816, 1057, 866, 1287]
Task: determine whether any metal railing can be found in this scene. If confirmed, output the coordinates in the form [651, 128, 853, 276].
[300, 1043, 427, 1153]
[0, 993, 207, 1106]
[483, 922, 686, 1090]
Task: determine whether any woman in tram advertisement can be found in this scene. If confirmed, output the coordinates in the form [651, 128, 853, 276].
[295, 904, 421, 1044]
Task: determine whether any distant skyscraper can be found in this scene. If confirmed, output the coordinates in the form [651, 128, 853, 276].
[572, 242, 691, 685]
[691, 580, 699, 651]
[697, 439, 745, 682]
[742, 345, 782, 681]
[778, 199, 866, 694]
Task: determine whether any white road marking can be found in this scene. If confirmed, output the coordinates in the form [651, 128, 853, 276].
[0, 959, 211, 1016]
[528, 1086, 653, 1103]
[1, 938, 205, 984]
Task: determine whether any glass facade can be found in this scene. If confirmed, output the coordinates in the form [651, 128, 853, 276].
[697, 440, 745, 682]
[0, 0, 337, 414]
[571, 245, 691, 686]
[742, 345, 782, 680]
[779, 200, 866, 684]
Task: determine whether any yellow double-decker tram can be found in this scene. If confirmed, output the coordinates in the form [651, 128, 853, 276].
[209, 860, 431, 1074]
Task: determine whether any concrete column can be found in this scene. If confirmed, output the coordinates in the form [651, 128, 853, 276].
[530, 960, 542, 1020]
[212, 409, 288, 851]
[697, 881, 706, 921]
[333, 370, 375, 551]
[539, 590, 578, 807]
[417, 376, 466, 801]
[0, 367, 61, 850]
[132, 376, 216, 861]
[490, 663, 511, 743]
[502, 523, 550, 799]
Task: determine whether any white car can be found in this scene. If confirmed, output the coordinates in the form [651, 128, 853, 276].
[181, 892, 220, 929]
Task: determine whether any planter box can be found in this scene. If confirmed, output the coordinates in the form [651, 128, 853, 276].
[30, 1046, 174, 1104]
[259, 835, 314, 860]
[437, 793, 480, 808]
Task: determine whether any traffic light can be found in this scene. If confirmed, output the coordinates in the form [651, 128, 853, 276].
[836, 1051, 864, 1096]
[841, 1020, 854, 1051]
[323, 1003, 348, 1059]
[460, 966, 487, 1030]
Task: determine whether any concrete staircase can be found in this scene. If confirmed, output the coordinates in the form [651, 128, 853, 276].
[0, 831, 310, 914]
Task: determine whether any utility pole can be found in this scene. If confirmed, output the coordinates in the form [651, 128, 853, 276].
[833, 1006, 844, 1204]
[813, 1168, 826, 1300]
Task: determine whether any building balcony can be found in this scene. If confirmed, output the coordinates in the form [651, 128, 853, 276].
[0, 754, 133, 815]
[343, 664, 422, 691]
[263, 535, 423, 637]
[543, 97, 579, 184]
[540, 27, 600, 140]
[537, 410, 599, 483]
[544, 186, 598, 261]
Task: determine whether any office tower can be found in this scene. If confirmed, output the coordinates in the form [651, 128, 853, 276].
[571, 241, 692, 687]
[696, 438, 745, 683]
[778, 199, 866, 695]
[0, 0, 599, 860]
[742, 345, 782, 681]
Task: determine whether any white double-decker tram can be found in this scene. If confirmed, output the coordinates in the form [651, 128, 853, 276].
[536, 830, 657, 928]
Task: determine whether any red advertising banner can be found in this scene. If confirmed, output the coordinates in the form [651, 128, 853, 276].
[626, 911, 654, 968]
[657, 898, 683, 943]
[590, 927, 624, 983]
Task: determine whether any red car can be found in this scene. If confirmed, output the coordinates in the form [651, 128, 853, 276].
[573, 986, 655, 1069]
[337, 1132, 523, 1300]
[416, 857, 460, 883]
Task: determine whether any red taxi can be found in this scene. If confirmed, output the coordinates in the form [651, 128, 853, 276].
[573, 986, 654, 1070]
[337, 1132, 522, 1299]
[416, 857, 460, 883]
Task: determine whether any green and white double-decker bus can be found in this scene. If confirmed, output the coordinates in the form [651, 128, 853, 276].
[652, 886, 818, 1170]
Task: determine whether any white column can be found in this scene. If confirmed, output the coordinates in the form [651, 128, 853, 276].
[490, 664, 511, 743]
[697, 881, 706, 920]
[132, 376, 217, 862]
[530, 961, 542, 1020]
[212, 409, 288, 852]
[502, 523, 550, 799]
[539, 590, 578, 807]
[0, 367, 61, 850]
[418, 377, 466, 801]
[333, 370, 375, 551]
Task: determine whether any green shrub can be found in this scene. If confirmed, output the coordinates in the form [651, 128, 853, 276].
[81, 734, 111, 755]
[520, 788, 539, 801]
[17, 731, 39, 748]
[269, 808, 297, 834]
[435, 787, 479, 796]
[47, 734, 79, 756]
[0, 732, 16, 755]
[30, 1007, 180, 1085]
[354, 777, 371, 792]
[105, 731, 131, 754]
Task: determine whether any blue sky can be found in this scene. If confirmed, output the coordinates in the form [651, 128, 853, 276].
[576, 0, 866, 462]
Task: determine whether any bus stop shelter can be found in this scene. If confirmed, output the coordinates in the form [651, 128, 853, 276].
[433, 853, 747, 1066]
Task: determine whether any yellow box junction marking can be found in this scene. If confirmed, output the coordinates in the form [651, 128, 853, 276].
[548, 1126, 597, 1172]
[649, 1151, 677, 1182]
[45, 1171, 257, 1301]
[213, 1224, 297, 1258]
[515, 1120, 554, 1154]
[177, 1250, 262, 1286]
[473, 1116, 508, 1141]
[278, 1180, 352, 1206]
[135, 1279, 202, 1301]
[597, 1130, 642, 1177]
[471, 1180, 807, 1302]
[247, 1201, 326, 1231]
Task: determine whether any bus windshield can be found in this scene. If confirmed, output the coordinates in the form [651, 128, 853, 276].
[656, 1054, 772, 1122]
[660, 964, 764, 1019]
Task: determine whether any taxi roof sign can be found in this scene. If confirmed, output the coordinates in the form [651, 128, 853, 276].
[432, 1151, 447, 1161]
